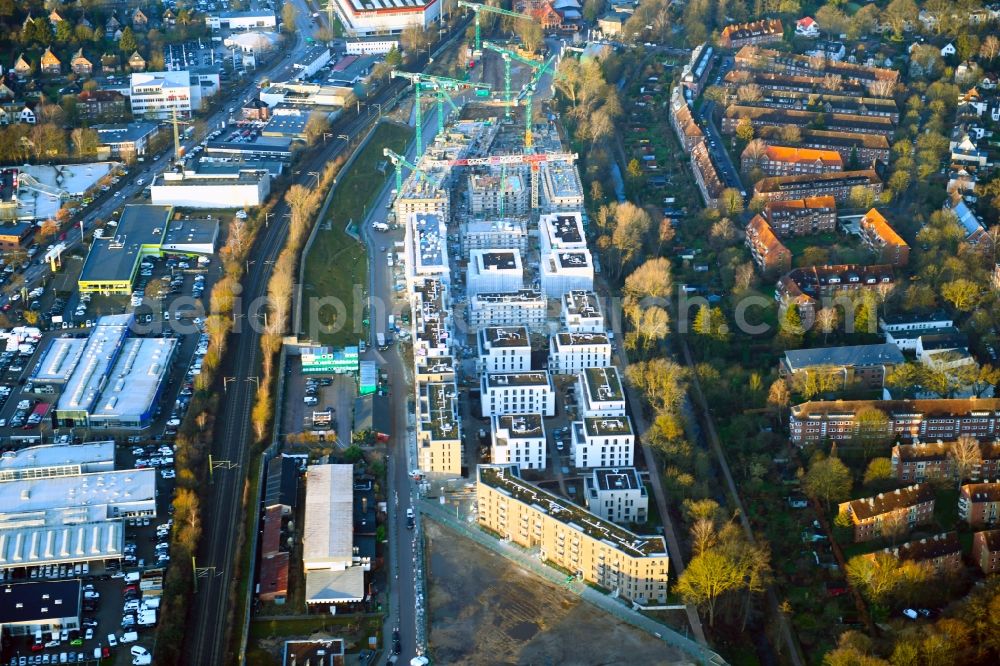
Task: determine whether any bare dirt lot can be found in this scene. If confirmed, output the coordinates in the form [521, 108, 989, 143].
[425, 521, 690, 665]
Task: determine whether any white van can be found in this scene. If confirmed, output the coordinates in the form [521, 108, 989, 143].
[120, 631, 139, 644]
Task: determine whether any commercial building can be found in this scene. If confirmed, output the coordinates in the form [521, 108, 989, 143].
[469, 171, 529, 217]
[481, 372, 555, 417]
[561, 290, 604, 333]
[960, 482, 1000, 527]
[467, 290, 547, 331]
[0, 581, 81, 637]
[151, 161, 272, 208]
[0, 441, 114, 481]
[79, 205, 217, 294]
[205, 9, 277, 30]
[549, 332, 612, 375]
[477, 465, 669, 604]
[346, 37, 400, 55]
[859, 208, 909, 267]
[571, 416, 635, 469]
[93, 122, 161, 161]
[541, 250, 594, 299]
[972, 529, 1000, 574]
[838, 484, 935, 543]
[745, 145, 843, 176]
[467, 249, 523, 297]
[0, 221, 35, 250]
[303, 465, 366, 608]
[478, 326, 531, 374]
[780, 343, 904, 390]
[300, 346, 360, 375]
[491, 414, 546, 470]
[331, 0, 441, 38]
[719, 18, 784, 48]
[789, 398, 1000, 446]
[460, 219, 527, 254]
[540, 161, 585, 211]
[264, 455, 300, 514]
[577, 366, 626, 418]
[585, 468, 648, 524]
[130, 70, 219, 118]
[764, 196, 838, 237]
[539, 212, 586, 254]
[745, 214, 792, 274]
[753, 169, 883, 203]
[416, 382, 462, 475]
[404, 213, 450, 289]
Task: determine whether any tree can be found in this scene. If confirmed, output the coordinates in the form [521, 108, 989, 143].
[709, 217, 738, 246]
[863, 457, 894, 489]
[676, 550, 743, 627]
[741, 139, 768, 172]
[816, 307, 839, 344]
[719, 188, 744, 216]
[854, 406, 891, 457]
[956, 34, 981, 62]
[70, 127, 100, 157]
[281, 2, 298, 32]
[36, 219, 59, 244]
[779, 124, 802, 144]
[883, 0, 918, 39]
[736, 83, 763, 103]
[304, 111, 330, 143]
[119, 27, 138, 55]
[767, 378, 791, 421]
[981, 35, 1000, 62]
[735, 116, 754, 143]
[623, 257, 673, 302]
[803, 454, 852, 509]
[55, 20, 72, 43]
[626, 158, 643, 180]
[516, 20, 543, 53]
[625, 358, 688, 414]
[949, 435, 982, 489]
[941, 278, 981, 311]
[846, 552, 904, 605]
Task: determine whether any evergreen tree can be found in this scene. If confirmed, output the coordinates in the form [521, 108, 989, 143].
[119, 26, 137, 55]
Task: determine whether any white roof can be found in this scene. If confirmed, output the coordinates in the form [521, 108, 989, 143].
[0, 469, 156, 523]
[0, 442, 115, 481]
[0, 521, 124, 569]
[88, 337, 177, 424]
[302, 465, 354, 569]
[32, 337, 87, 383]
[304, 568, 365, 604]
[56, 316, 132, 415]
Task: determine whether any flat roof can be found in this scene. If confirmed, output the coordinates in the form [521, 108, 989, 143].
[472, 289, 545, 305]
[563, 290, 602, 318]
[0, 442, 114, 481]
[555, 332, 610, 347]
[0, 580, 80, 624]
[304, 567, 365, 604]
[484, 372, 551, 389]
[592, 467, 643, 492]
[0, 469, 156, 521]
[554, 250, 593, 270]
[32, 337, 88, 384]
[582, 366, 624, 404]
[303, 465, 354, 567]
[419, 382, 459, 441]
[479, 465, 666, 557]
[161, 218, 219, 252]
[784, 343, 904, 371]
[89, 337, 177, 423]
[480, 326, 530, 349]
[582, 415, 633, 437]
[93, 122, 159, 145]
[473, 249, 522, 271]
[540, 212, 585, 247]
[0, 521, 124, 569]
[56, 316, 132, 415]
[493, 414, 544, 440]
[409, 213, 447, 271]
[80, 205, 172, 284]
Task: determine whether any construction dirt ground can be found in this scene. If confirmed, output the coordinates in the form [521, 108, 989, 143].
[424, 520, 691, 665]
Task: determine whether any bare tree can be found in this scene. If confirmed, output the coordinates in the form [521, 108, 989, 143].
[816, 307, 839, 344]
[736, 83, 763, 103]
[867, 78, 897, 98]
[741, 139, 769, 171]
[981, 35, 1000, 62]
[949, 435, 982, 489]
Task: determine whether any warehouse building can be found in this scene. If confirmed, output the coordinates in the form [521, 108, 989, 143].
[331, 0, 441, 38]
[150, 161, 272, 208]
[0, 581, 81, 637]
[0, 441, 115, 480]
[0, 468, 156, 527]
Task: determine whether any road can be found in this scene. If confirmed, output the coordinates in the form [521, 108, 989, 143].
[181, 9, 416, 666]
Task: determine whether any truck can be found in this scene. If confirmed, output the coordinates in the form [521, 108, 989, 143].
[376, 332, 387, 350]
[139, 576, 163, 591]
[388, 315, 395, 331]
[372, 221, 389, 232]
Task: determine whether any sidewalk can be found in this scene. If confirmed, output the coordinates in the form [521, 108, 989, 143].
[418, 498, 726, 666]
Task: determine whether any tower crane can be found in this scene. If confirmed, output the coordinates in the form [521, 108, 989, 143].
[419, 151, 578, 209]
[518, 55, 556, 150]
[391, 70, 491, 155]
[383, 148, 444, 194]
[482, 40, 549, 125]
[456, 1, 533, 55]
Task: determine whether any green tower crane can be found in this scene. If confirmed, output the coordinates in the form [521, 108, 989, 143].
[391, 70, 491, 155]
[518, 55, 555, 149]
[383, 148, 443, 194]
[456, 1, 532, 54]
[482, 41, 546, 122]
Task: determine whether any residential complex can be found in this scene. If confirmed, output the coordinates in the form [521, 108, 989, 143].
[491, 414, 547, 470]
[838, 484, 935, 542]
[571, 415, 635, 469]
[548, 332, 612, 375]
[891, 441, 1000, 483]
[746, 214, 792, 274]
[477, 465, 669, 604]
[561, 290, 605, 333]
[480, 372, 555, 417]
[753, 170, 884, 203]
[859, 208, 909, 267]
[960, 482, 1000, 527]
[478, 326, 532, 374]
[585, 467, 649, 525]
[744, 146, 844, 176]
[467, 290, 547, 331]
[764, 197, 838, 237]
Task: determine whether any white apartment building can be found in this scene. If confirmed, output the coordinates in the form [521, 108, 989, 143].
[467, 290, 548, 332]
[577, 366, 626, 417]
[478, 326, 532, 374]
[411, 278, 451, 359]
[417, 381, 462, 475]
[562, 290, 604, 333]
[481, 372, 555, 417]
[540, 161, 585, 211]
[549, 332, 612, 374]
[332, 0, 441, 38]
[130, 71, 218, 118]
[461, 219, 528, 255]
[469, 170, 530, 217]
[571, 416, 635, 469]
[539, 211, 587, 254]
[541, 250, 594, 299]
[404, 212, 450, 290]
[585, 467, 649, 524]
[467, 249, 523, 297]
[491, 414, 546, 470]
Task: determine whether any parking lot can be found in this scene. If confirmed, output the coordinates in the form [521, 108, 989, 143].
[282, 357, 358, 446]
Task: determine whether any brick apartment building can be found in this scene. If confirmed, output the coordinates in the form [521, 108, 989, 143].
[764, 196, 837, 236]
[745, 215, 792, 274]
[76, 90, 129, 121]
[719, 18, 784, 48]
[972, 529, 1000, 574]
[744, 145, 844, 176]
[669, 87, 704, 151]
[892, 441, 1000, 483]
[875, 532, 962, 571]
[789, 398, 1000, 446]
[838, 483, 935, 542]
[690, 140, 724, 208]
[960, 481, 1000, 527]
[754, 169, 883, 203]
[859, 208, 909, 267]
[733, 45, 900, 86]
[776, 263, 894, 318]
[722, 106, 896, 137]
[794, 129, 892, 166]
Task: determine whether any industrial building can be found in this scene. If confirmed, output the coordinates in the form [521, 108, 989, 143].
[491, 414, 546, 470]
[79, 205, 218, 294]
[94, 122, 161, 161]
[331, 0, 441, 38]
[477, 465, 669, 604]
[205, 9, 278, 30]
[150, 161, 272, 208]
[129, 70, 220, 118]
